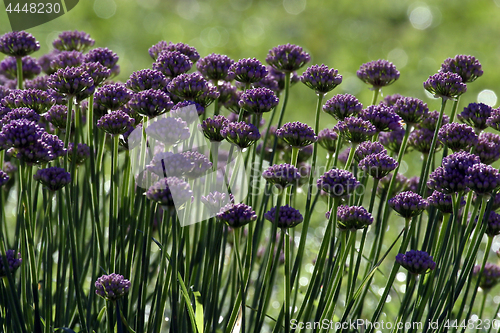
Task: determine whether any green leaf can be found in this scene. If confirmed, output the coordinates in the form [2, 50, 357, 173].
[55, 328, 77, 333]
[194, 291, 204, 333]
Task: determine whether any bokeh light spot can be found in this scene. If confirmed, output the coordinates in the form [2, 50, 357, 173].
[409, 4, 433, 30]
[477, 89, 497, 107]
[283, 0, 307, 15]
[94, 0, 117, 19]
[387, 48, 408, 69]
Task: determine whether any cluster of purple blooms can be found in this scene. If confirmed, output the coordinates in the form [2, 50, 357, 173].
[95, 273, 131, 301]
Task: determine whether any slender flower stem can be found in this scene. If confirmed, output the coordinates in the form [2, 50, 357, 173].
[371, 88, 380, 105]
[16, 56, 23, 90]
[233, 228, 246, 333]
[109, 135, 120, 272]
[449, 96, 460, 123]
[106, 301, 114, 333]
[333, 137, 344, 168]
[64, 95, 75, 169]
[344, 142, 357, 171]
[419, 98, 447, 196]
[284, 229, 291, 333]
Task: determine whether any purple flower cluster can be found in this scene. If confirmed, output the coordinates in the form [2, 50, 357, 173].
[262, 163, 301, 189]
[167, 72, 209, 100]
[300, 64, 342, 94]
[95, 273, 131, 301]
[264, 205, 303, 229]
[276, 122, 317, 148]
[97, 111, 134, 135]
[317, 169, 360, 198]
[377, 173, 407, 199]
[200, 115, 229, 142]
[45, 105, 70, 129]
[148, 41, 200, 62]
[53, 30, 95, 52]
[473, 263, 500, 290]
[196, 53, 234, 81]
[0, 250, 21, 277]
[221, 121, 260, 149]
[2, 89, 55, 114]
[388, 191, 428, 218]
[427, 190, 465, 214]
[396, 250, 436, 275]
[379, 127, 405, 153]
[94, 83, 132, 113]
[201, 191, 233, 215]
[0, 169, 9, 187]
[393, 97, 428, 124]
[129, 89, 173, 118]
[357, 59, 400, 88]
[440, 55, 483, 83]
[1, 108, 40, 126]
[0, 31, 40, 57]
[475, 132, 500, 165]
[126, 69, 168, 92]
[334, 116, 377, 144]
[423, 72, 467, 99]
[317, 128, 339, 153]
[336, 205, 373, 231]
[427, 151, 480, 194]
[229, 58, 268, 84]
[217, 203, 257, 228]
[265, 44, 310, 72]
[358, 152, 398, 180]
[146, 117, 190, 146]
[153, 51, 193, 78]
[147, 152, 193, 178]
[485, 212, 500, 237]
[408, 128, 440, 154]
[465, 163, 500, 195]
[438, 123, 478, 152]
[419, 110, 450, 131]
[146, 177, 192, 207]
[322, 94, 362, 121]
[0, 56, 41, 80]
[382, 94, 404, 106]
[486, 108, 500, 132]
[48, 67, 94, 96]
[354, 141, 386, 163]
[238, 87, 279, 114]
[457, 102, 492, 131]
[181, 151, 212, 179]
[84, 47, 119, 72]
[68, 143, 90, 165]
[33, 167, 71, 191]
[359, 104, 402, 132]
[50, 50, 84, 71]
[79, 62, 111, 87]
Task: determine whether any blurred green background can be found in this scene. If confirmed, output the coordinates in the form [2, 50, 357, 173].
[2, 0, 500, 124]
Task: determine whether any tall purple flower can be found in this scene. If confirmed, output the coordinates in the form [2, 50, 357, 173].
[171, 101, 204, 120]
[317, 169, 360, 198]
[0, 250, 21, 276]
[427, 190, 464, 214]
[0, 169, 9, 187]
[38, 50, 59, 75]
[45, 105, 70, 130]
[68, 143, 90, 165]
[427, 151, 480, 194]
[408, 128, 441, 154]
[79, 62, 111, 87]
[264, 205, 303, 229]
[358, 152, 398, 180]
[201, 191, 233, 215]
[354, 141, 386, 163]
[148, 41, 200, 62]
[381, 94, 404, 106]
[267, 66, 300, 91]
[486, 108, 500, 132]
[393, 97, 428, 124]
[423, 72, 466, 99]
[167, 72, 209, 100]
[50, 50, 84, 71]
[197, 53, 235, 81]
[146, 177, 192, 207]
[229, 58, 268, 84]
[322, 94, 362, 121]
[389, 191, 428, 218]
[2, 89, 55, 114]
[0, 31, 40, 57]
[334, 116, 377, 144]
[440, 55, 483, 83]
[379, 127, 405, 154]
[199, 115, 229, 142]
[265, 44, 310, 72]
[396, 250, 436, 275]
[276, 122, 317, 148]
[473, 263, 500, 290]
[475, 132, 500, 165]
[84, 47, 119, 75]
[53, 30, 95, 52]
[457, 102, 493, 131]
[95, 273, 131, 301]
[419, 110, 450, 131]
[129, 89, 173, 118]
[217, 203, 257, 228]
[300, 64, 342, 94]
[181, 151, 212, 179]
[317, 128, 339, 153]
[485, 212, 500, 237]
[48, 67, 94, 96]
[93, 83, 132, 114]
[153, 50, 192, 78]
[1, 108, 40, 126]
[126, 69, 168, 92]
[335, 205, 373, 230]
[357, 59, 399, 88]
[262, 163, 301, 189]
[438, 123, 478, 152]
[238, 87, 279, 114]
[377, 173, 407, 198]
[221, 121, 260, 149]
[0, 118, 44, 149]
[192, 85, 220, 108]
[359, 104, 403, 132]
[97, 111, 134, 135]
[465, 163, 500, 195]
[0, 56, 41, 80]
[34, 167, 71, 191]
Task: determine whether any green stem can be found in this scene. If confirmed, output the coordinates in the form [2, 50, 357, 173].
[107, 302, 114, 333]
[16, 56, 23, 90]
[233, 228, 246, 333]
[344, 142, 357, 171]
[284, 229, 291, 333]
[449, 96, 460, 123]
[64, 96, 75, 169]
[371, 88, 380, 105]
